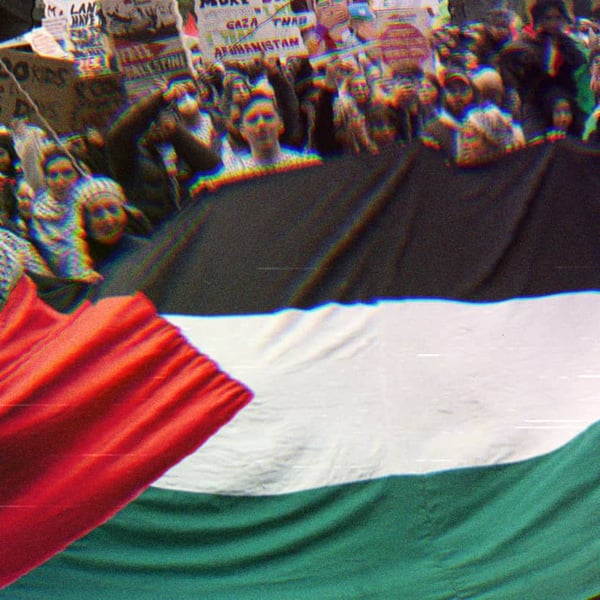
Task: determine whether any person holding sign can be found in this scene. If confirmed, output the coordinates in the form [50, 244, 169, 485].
[106, 82, 223, 227]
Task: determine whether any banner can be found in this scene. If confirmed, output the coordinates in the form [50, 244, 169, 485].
[194, 0, 307, 62]
[101, 0, 190, 99]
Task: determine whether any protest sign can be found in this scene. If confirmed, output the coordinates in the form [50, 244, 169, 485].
[291, 0, 378, 64]
[67, 1, 113, 77]
[375, 7, 431, 71]
[101, 0, 191, 100]
[194, 0, 307, 62]
[291, 0, 432, 71]
[27, 27, 71, 59]
[41, 1, 113, 76]
[0, 46, 123, 133]
[0, 47, 75, 130]
[42, 0, 71, 41]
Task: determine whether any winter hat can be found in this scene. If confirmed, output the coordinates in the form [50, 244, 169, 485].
[74, 176, 127, 209]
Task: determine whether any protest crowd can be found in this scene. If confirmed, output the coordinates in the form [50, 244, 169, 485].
[1, 0, 600, 306]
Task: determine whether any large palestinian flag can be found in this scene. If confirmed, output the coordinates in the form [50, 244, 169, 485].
[5, 141, 600, 598]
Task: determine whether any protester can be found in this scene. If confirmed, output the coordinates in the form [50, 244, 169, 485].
[314, 58, 361, 156]
[480, 9, 519, 69]
[29, 148, 101, 284]
[75, 176, 151, 268]
[193, 89, 320, 194]
[378, 68, 425, 145]
[541, 86, 583, 138]
[418, 71, 442, 124]
[238, 90, 320, 170]
[333, 71, 380, 154]
[0, 126, 34, 235]
[455, 67, 525, 165]
[499, 0, 587, 141]
[420, 67, 478, 162]
[158, 77, 229, 179]
[0, 231, 25, 307]
[589, 46, 600, 103]
[105, 82, 222, 226]
[284, 56, 319, 151]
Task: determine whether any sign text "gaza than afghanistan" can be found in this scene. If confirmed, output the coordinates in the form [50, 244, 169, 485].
[199, 0, 287, 7]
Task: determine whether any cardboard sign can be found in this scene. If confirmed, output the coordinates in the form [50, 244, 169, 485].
[0, 47, 123, 133]
[194, 0, 307, 62]
[0, 48, 76, 129]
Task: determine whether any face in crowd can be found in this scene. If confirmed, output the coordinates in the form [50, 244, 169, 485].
[348, 74, 370, 105]
[0, 133, 19, 176]
[44, 155, 80, 202]
[240, 96, 284, 158]
[389, 74, 419, 109]
[418, 76, 440, 108]
[536, 5, 568, 36]
[488, 13, 512, 44]
[552, 97, 573, 132]
[85, 193, 128, 245]
[231, 76, 252, 107]
[443, 74, 475, 119]
[0, 146, 11, 174]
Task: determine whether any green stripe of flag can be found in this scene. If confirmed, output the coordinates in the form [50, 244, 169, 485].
[10, 421, 600, 599]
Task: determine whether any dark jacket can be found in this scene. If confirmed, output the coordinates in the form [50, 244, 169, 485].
[106, 88, 222, 226]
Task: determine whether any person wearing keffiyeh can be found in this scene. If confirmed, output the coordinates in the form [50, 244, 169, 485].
[0, 227, 53, 307]
[29, 148, 102, 285]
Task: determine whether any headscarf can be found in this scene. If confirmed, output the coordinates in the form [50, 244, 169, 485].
[74, 176, 152, 238]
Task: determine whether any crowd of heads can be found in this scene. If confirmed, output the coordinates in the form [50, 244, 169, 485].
[2, 0, 600, 305]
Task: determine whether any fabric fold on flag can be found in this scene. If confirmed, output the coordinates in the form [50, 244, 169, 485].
[0, 276, 253, 588]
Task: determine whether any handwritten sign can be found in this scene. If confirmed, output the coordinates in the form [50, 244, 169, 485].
[101, 0, 191, 99]
[0, 48, 123, 133]
[42, 0, 71, 40]
[67, 1, 114, 76]
[194, 0, 307, 62]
